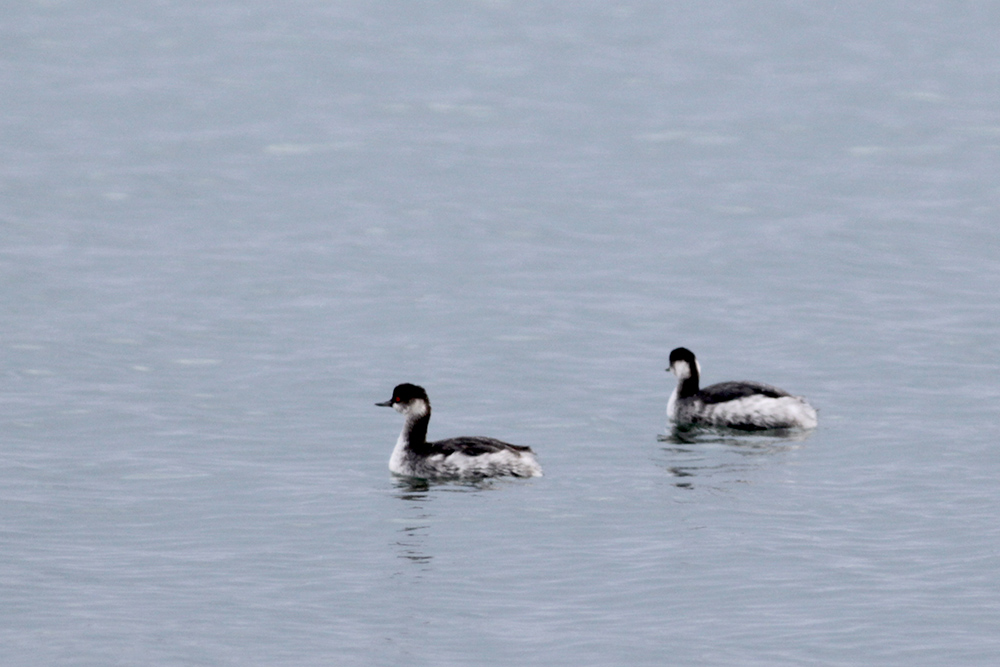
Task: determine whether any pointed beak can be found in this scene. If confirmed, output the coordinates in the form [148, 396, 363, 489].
[375, 399, 394, 407]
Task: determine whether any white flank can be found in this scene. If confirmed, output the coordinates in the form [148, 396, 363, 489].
[669, 393, 818, 430]
[707, 394, 817, 430]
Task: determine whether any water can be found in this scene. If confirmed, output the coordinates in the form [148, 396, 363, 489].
[3, 2, 1000, 665]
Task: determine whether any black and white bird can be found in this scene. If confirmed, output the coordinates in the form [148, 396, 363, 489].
[376, 383, 543, 480]
[666, 347, 817, 431]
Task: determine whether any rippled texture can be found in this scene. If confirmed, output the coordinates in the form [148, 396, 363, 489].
[2, 2, 1000, 665]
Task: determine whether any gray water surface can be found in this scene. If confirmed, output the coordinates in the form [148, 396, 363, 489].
[3, 2, 1000, 665]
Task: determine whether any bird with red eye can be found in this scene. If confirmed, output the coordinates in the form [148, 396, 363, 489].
[375, 383, 542, 481]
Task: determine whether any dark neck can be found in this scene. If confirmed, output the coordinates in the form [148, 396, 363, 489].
[677, 370, 700, 399]
[404, 413, 431, 453]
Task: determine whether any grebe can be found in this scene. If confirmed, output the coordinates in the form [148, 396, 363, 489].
[666, 347, 817, 431]
[376, 383, 543, 480]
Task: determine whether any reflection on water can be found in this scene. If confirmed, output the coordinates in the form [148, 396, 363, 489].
[660, 426, 814, 445]
[396, 524, 433, 565]
[394, 477, 431, 498]
[390, 478, 500, 570]
[656, 428, 809, 489]
[392, 479, 433, 568]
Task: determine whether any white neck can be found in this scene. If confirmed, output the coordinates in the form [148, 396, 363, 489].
[389, 427, 411, 475]
[666, 385, 680, 420]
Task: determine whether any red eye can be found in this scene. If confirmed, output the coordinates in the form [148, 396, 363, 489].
[393, 397, 400, 402]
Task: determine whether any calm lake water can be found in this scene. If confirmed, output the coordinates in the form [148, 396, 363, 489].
[3, 2, 1000, 665]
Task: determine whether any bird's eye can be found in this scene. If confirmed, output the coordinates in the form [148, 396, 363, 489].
[393, 396, 401, 402]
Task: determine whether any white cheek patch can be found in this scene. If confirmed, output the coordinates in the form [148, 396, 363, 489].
[672, 360, 692, 380]
[399, 399, 429, 419]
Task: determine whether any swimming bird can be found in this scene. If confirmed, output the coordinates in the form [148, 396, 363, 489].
[376, 383, 543, 480]
[666, 347, 818, 431]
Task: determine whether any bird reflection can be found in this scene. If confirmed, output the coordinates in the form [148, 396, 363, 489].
[395, 477, 431, 498]
[392, 479, 433, 568]
[660, 425, 813, 445]
[656, 426, 809, 489]
[390, 477, 503, 571]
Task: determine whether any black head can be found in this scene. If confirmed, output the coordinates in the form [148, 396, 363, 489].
[668, 347, 696, 367]
[667, 347, 700, 382]
[375, 383, 429, 408]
